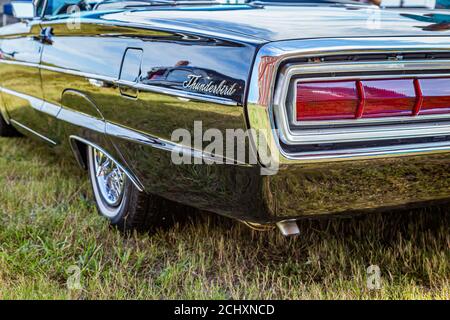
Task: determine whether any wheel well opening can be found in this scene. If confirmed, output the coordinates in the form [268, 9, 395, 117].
[71, 139, 88, 170]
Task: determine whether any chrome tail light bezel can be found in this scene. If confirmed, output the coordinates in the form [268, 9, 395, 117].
[275, 60, 450, 146]
[247, 37, 450, 162]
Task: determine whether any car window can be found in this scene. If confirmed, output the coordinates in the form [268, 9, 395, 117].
[35, 0, 47, 16]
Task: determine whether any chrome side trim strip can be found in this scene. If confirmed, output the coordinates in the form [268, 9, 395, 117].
[69, 135, 145, 192]
[41, 64, 115, 83]
[0, 86, 44, 111]
[105, 121, 250, 166]
[0, 60, 240, 106]
[10, 119, 57, 145]
[0, 60, 38, 69]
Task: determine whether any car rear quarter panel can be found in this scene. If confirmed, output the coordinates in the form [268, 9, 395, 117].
[38, 18, 270, 220]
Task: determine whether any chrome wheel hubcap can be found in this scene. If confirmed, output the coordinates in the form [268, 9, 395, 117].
[93, 149, 126, 207]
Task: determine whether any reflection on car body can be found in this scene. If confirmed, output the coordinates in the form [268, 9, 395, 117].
[141, 63, 244, 101]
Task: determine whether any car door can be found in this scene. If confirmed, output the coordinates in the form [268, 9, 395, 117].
[0, 12, 49, 141]
[39, 0, 128, 138]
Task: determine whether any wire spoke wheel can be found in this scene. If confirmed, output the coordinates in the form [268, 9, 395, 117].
[93, 149, 126, 207]
[87, 145, 180, 231]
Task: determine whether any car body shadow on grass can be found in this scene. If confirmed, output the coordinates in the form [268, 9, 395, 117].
[0, 137, 448, 299]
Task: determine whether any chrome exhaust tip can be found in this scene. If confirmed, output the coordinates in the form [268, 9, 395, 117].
[276, 220, 300, 236]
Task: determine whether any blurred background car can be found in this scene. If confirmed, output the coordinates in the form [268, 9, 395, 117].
[1, 0, 21, 26]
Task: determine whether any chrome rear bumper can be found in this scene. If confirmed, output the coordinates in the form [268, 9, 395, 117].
[261, 152, 450, 220]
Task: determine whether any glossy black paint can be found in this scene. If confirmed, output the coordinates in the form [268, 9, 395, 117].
[0, 22, 48, 137]
[1, 3, 450, 224]
[96, 5, 450, 41]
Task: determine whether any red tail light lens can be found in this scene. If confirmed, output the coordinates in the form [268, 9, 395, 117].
[361, 79, 416, 118]
[296, 81, 358, 121]
[418, 78, 450, 115]
[295, 77, 450, 122]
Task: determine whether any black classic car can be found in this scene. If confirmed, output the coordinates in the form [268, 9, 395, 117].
[1, 0, 450, 235]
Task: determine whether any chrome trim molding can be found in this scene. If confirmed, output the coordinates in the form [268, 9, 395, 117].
[247, 37, 450, 163]
[42, 64, 115, 83]
[0, 86, 44, 111]
[282, 140, 450, 161]
[10, 119, 56, 145]
[0, 59, 39, 69]
[69, 135, 145, 192]
[0, 60, 240, 106]
[0, 87, 11, 124]
[289, 65, 450, 127]
[105, 122, 250, 166]
[275, 62, 450, 146]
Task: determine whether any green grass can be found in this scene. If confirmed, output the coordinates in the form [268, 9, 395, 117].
[0, 136, 448, 300]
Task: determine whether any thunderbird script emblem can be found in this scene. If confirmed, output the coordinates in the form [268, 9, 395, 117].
[183, 75, 238, 97]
